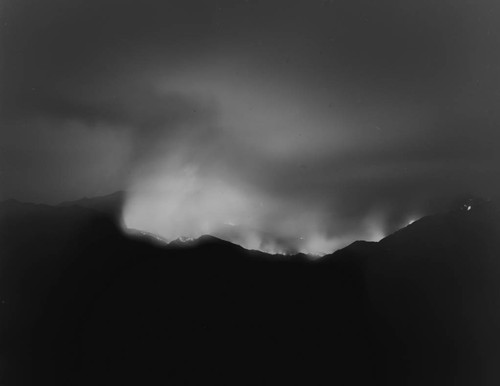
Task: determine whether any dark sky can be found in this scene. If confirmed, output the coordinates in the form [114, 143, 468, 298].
[2, 0, 500, 253]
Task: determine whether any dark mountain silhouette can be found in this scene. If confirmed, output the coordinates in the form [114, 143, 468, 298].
[0, 194, 499, 385]
[57, 191, 125, 218]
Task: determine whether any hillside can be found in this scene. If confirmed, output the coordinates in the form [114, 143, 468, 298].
[1, 195, 499, 385]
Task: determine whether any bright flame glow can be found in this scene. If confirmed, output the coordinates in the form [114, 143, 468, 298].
[122, 157, 391, 256]
[120, 61, 415, 256]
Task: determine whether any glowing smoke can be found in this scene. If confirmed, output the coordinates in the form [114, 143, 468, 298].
[3, 0, 499, 253]
[120, 63, 400, 255]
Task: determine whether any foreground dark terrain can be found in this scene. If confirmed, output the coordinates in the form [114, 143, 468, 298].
[1, 194, 499, 385]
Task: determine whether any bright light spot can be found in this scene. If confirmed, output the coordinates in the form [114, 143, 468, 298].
[404, 213, 422, 227]
[407, 218, 418, 225]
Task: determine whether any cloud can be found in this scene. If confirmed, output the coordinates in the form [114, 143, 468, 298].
[1, 0, 500, 252]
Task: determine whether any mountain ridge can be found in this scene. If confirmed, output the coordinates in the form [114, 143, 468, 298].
[1, 193, 500, 385]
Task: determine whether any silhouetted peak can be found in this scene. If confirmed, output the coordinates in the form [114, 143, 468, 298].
[57, 191, 125, 219]
[196, 234, 226, 244]
[58, 190, 124, 205]
[169, 234, 241, 249]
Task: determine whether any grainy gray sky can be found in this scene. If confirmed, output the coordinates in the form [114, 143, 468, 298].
[1, 0, 499, 253]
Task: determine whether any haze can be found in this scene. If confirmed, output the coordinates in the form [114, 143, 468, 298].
[1, 0, 500, 253]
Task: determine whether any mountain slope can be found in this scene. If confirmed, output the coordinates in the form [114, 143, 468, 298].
[1, 196, 499, 385]
[57, 191, 125, 217]
[322, 201, 500, 384]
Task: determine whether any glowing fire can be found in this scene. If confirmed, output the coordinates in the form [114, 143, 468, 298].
[122, 157, 390, 256]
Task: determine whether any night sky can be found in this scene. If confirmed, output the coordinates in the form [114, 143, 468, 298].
[2, 0, 500, 253]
